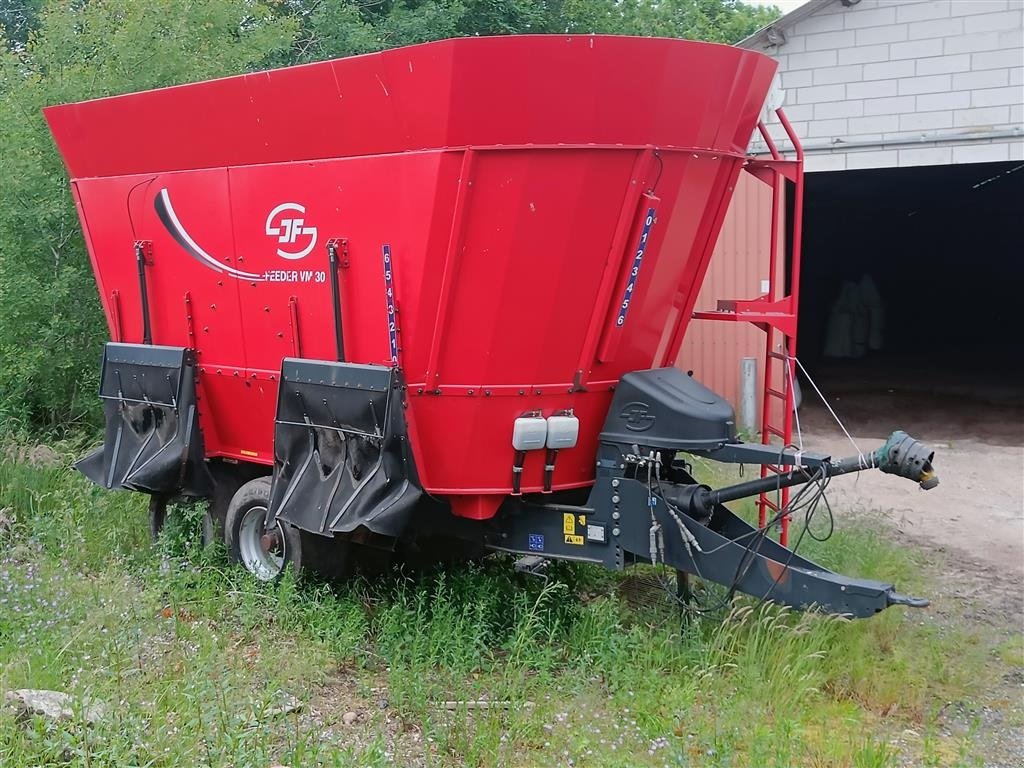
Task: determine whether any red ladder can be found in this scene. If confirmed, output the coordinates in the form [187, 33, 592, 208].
[692, 108, 805, 546]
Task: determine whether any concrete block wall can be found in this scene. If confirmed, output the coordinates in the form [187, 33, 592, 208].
[745, 0, 1024, 170]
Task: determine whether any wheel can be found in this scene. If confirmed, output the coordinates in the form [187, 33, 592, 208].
[149, 494, 217, 548]
[225, 477, 304, 581]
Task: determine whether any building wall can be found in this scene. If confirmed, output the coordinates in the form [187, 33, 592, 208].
[744, 0, 1024, 170]
[676, 173, 782, 426]
[680, 0, 1022, 419]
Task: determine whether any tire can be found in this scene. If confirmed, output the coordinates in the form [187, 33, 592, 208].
[225, 477, 303, 582]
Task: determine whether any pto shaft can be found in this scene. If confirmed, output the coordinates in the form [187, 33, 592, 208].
[670, 431, 939, 517]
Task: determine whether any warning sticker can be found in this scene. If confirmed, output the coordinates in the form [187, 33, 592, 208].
[562, 514, 587, 545]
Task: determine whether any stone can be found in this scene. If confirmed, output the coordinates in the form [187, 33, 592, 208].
[342, 711, 357, 726]
[262, 691, 302, 719]
[4, 689, 107, 725]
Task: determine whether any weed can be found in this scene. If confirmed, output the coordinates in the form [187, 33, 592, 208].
[0, 445, 1012, 766]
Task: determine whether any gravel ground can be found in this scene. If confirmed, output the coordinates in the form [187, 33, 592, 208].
[799, 393, 1023, 767]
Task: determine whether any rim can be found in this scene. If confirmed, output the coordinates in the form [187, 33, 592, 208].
[238, 504, 286, 581]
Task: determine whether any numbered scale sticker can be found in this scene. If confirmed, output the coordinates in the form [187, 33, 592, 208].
[382, 244, 399, 365]
[615, 207, 657, 327]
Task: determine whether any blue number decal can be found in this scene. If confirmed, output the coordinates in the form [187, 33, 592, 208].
[615, 207, 656, 328]
[383, 244, 399, 365]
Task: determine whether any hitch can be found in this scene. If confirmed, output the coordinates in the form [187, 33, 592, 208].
[877, 431, 938, 489]
[468, 430, 939, 619]
[666, 430, 940, 520]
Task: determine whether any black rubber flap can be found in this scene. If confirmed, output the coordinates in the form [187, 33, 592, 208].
[76, 342, 214, 495]
[600, 368, 736, 451]
[269, 359, 422, 538]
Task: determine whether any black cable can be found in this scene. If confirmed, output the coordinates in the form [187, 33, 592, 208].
[650, 150, 664, 194]
[648, 458, 834, 618]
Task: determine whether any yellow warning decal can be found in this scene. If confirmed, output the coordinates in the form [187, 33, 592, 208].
[239, 449, 259, 457]
[563, 513, 576, 535]
[564, 534, 584, 546]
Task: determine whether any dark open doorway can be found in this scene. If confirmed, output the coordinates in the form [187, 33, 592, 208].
[794, 159, 1023, 444]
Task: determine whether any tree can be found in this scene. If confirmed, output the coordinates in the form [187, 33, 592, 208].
[0, 0, 779, 434]
[0, 0, 44, 49]
[559, 0, 779, 42]
[293, 0, 780, 62]
[0, 0, 297, 431]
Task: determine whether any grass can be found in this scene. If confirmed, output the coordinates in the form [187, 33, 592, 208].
[0, 444, 1016, 767]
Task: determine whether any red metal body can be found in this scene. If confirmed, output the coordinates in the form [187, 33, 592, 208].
[45, 35, 777, 521]
[691, 109, 805, 544]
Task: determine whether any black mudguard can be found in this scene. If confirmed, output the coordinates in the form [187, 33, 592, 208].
[268, 359, 422, 538]
[77, 343, 213, 496]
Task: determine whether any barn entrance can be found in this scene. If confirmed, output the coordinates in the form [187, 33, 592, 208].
[794, 159, 1023, 445]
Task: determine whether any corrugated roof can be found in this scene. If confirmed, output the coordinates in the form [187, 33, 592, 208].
[737, 0, 836, 50]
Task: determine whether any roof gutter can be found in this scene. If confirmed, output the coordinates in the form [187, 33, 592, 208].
[750, 127, 1024, 156]
[737, 0, 839, 50]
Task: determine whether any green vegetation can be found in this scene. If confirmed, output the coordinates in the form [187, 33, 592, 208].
[0, 0, 779, 434]
[0, 446, 1012, 766]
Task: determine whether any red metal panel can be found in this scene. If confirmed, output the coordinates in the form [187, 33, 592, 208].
[45, 36, 776, 179]
[46, 35, 778, 517]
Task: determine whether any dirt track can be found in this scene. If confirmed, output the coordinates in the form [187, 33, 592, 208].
[800, 392, 1024, 625]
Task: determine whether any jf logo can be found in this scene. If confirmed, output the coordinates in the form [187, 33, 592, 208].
[620, 402, 656, 432]
[265, 203, 318, 260]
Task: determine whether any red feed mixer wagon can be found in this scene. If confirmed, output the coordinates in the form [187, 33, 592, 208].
[46, 35, 938, 616]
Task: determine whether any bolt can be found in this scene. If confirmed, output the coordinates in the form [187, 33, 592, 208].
[612, 527, 620, 537]
[611, 494, 620, 504]
[612, 511, 620, 521]
[611, 479, 620, 488]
